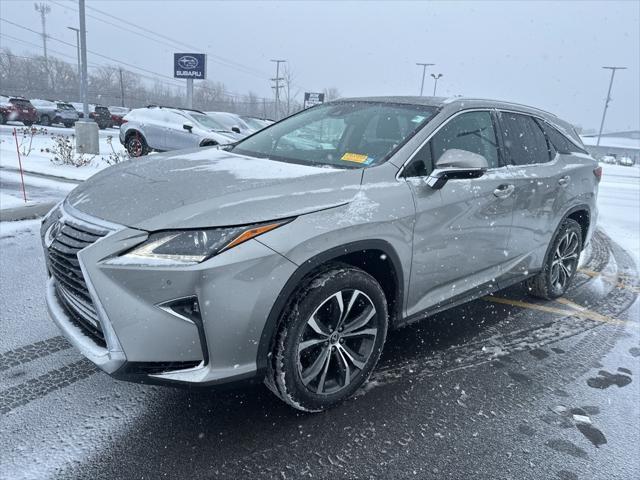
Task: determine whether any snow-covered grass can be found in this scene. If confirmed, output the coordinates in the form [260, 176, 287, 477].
[0, 124, 125, 181]
[597, 163, 640, 263]
[0, 191, 31, 209]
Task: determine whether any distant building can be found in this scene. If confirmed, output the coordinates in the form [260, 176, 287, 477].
[581, 130, 640, 164]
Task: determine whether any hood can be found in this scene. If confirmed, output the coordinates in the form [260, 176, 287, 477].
[66, 148, 363, 231]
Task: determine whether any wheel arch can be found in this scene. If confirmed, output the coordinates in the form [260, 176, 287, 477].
[255, 239, 404, 375]
[564, 205, 591, 246]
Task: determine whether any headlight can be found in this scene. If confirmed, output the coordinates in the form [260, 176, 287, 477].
[108, 220, 289, 266]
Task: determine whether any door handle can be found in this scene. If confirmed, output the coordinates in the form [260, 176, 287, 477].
[493, 184, 515, 198]
[558, 175, 570, 187]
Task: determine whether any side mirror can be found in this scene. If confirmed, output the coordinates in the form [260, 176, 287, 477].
[231, 126, 241, 134]
[183, 123, 194, 132]
[426, 149, 488, 189]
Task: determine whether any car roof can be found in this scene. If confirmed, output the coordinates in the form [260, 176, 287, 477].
[334, 95, 580, 143]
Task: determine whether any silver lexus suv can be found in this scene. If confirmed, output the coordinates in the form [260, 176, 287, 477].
[41, 97, 600, 411]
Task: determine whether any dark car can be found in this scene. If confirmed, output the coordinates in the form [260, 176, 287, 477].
[91, 105, 112, 129]
[0, 95, 38, 126]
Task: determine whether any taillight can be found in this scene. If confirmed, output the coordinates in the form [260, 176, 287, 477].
[593, 166, 602, 182]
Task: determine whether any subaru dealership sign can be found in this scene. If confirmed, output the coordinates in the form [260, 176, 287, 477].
[174, 53, 206, 79]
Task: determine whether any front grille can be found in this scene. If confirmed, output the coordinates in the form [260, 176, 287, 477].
[48, 220, 108, 347]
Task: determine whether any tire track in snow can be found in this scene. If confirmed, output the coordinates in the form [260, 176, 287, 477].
[0, 336, 70, 372]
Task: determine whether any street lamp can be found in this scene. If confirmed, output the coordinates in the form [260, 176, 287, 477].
[416, 63, 435, 96]
[596, 66, 626, 147]
[67, 27, 81, 102]
[431, 73, 443, 96]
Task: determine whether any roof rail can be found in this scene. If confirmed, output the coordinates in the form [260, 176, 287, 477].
[444, 96, 558, 117]
[145, 104, 205, 114]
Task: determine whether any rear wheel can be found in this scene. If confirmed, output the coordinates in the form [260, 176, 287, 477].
[125, 133, 149, 157]
[39, 115, 50, 126]
[0, 112, 6, 124]
[527, 218, 582, 299]
[23, 121, 33, 127]
[267, 265, 388, 412]
[63, 122, 73, 128]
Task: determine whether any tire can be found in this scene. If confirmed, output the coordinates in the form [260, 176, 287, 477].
[23, 121, 33, 127]
[267, 264, 389, 412]
[125, 133, 149, 157]
[39, 115, 50, 126]
[527, 218, 582, 299]
[64, 122, 73, 128]
[0, 113, 6, 124]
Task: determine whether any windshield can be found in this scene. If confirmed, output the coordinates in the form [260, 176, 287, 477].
[189, 112, 229, 131]
[241, 117, 267, 130]
[57, 103, 74, 110]
[206, 112, 248, 130]
[232, 102, 438, 168]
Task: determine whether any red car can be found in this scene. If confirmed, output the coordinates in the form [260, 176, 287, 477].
[0, 95, 38, 126]
[109, 106, 130, 127]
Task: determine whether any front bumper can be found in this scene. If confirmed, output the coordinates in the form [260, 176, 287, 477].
[43, 203, 298, 387]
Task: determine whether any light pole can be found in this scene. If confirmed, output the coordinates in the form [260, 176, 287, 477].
[431, 73, 443, 96]
[270, 59, 286, 120]
[416, 63, 435, 96]
[596, 66, 626, 146]
[67, 27, 81, 102]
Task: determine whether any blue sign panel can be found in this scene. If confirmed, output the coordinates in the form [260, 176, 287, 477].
[174, 53, 206, 79]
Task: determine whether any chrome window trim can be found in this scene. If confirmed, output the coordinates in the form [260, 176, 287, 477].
[396, 108, 498, 180]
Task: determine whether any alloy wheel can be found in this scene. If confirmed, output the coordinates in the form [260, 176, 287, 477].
[551, 230, 580, 291]
[297, 289, 378, 395]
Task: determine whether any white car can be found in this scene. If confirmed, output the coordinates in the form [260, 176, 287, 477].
[600, 155, 616, 164]
[618, 156, 634, 166]
[119, 106, 239, 157]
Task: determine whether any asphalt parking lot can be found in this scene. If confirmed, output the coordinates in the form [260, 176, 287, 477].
[0, 224, 637, 480]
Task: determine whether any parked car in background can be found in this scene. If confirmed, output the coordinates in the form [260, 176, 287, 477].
[31, 99, 79, 127]
[0, 95, 38, 126]
[205, 111, 252, 137]
[91, 105, 112, 129]
[600, 154, 616, 164]
[44, 97, 599, 412]
[240, 115, 273, 132]
[109, 106, 130, 127]
[119, 106, 238, 156]
[618, 156, 634, 166]
[69, 103, 111, 129]
[70, 102, 86, 118]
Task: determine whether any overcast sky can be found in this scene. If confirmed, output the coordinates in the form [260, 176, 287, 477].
[1, 0, 638, 131]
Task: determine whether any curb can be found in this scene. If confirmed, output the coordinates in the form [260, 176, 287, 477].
[0, 166, 81, 184]
[0, 202, 56, 222]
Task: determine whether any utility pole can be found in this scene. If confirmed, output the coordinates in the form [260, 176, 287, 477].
[34, 3, 50, 60]
[119, 67, 125, 107]
[431, 73, 443, 96]
[416, 63, 435, 96]
[75, 0, 99, 154]
[597, 66, 626, 146]
[67, 27, 81, 102]
[270, 59, 286, 120]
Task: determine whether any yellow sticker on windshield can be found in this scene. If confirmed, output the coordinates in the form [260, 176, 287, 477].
[341, 152, 369, 163]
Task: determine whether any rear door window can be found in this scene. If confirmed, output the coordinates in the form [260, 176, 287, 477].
[499, 112, 551, 165]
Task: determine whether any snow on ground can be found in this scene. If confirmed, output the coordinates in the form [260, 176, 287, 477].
[0, 170, 76, 208]
[597, 163, 640, 263]
[0, 218, 40, 238]
[0, 191, 30, 209]
[0, 123, 124, 181]
[581, 134, 640, 150]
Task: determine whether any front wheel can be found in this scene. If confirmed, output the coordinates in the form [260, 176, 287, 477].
[23, 121, 33, 127]
[267, 265, 388, 412]
[125, 134, 149, 157]
[527, 218, 582, 299]
[39, 115, 50, 126]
